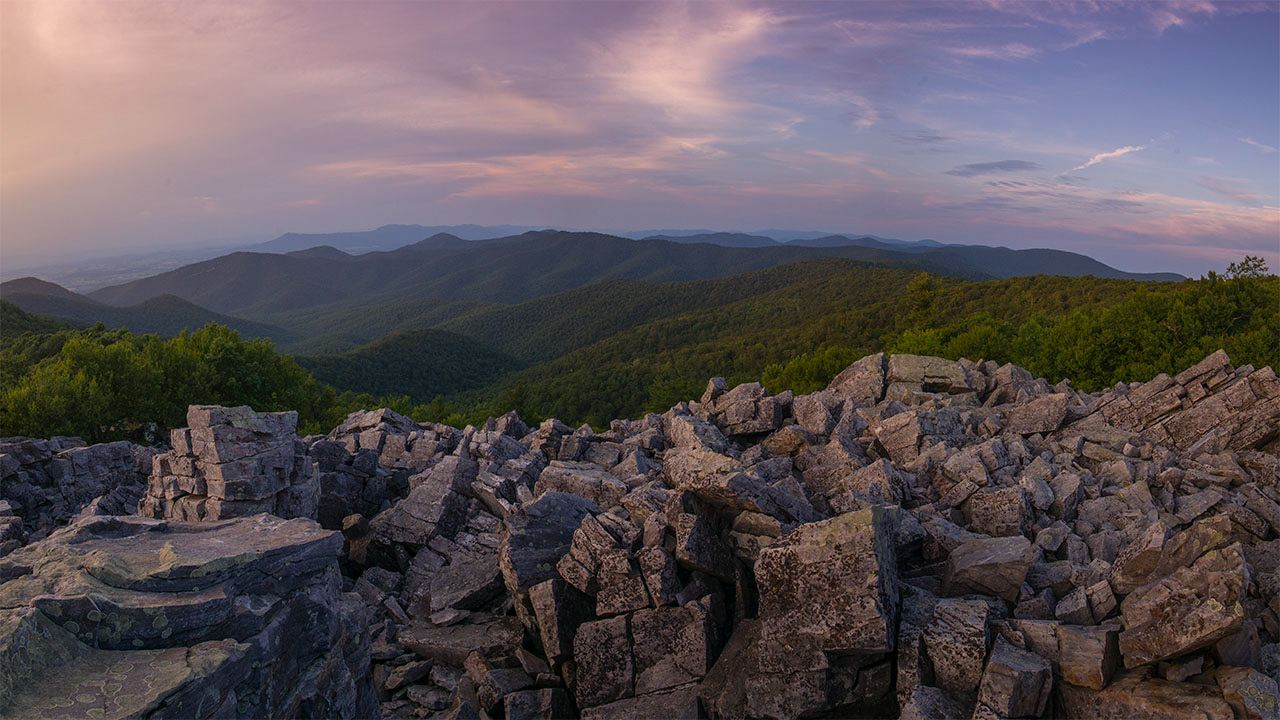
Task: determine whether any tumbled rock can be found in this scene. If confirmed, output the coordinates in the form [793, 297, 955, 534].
[580, 683, 703, 720]
[899, 685, 972, 720]
[400, 615, 524, 666]
[1057, 624, 1120, 690]
[574, 615, 634, 709]
[139, 405, 316, 523]
[1006, 393, 1069, 435]
[978, 637, 1053, 718]
[631, 605, 716, 694]
[1215, 665, 1280, 720]
[1058, 668, 1233, 719]
[924, 598, 990, 694]
[1119, 543, 1249, 667]
[826, 352, 887, 407]
[500, 491, 599, 627]
[964, 487, 1032, 538]
[944, 535, 1038, 602]
[755, 506, 899, 653]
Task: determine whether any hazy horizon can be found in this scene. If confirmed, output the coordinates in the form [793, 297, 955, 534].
[3, 1, 1278, 276]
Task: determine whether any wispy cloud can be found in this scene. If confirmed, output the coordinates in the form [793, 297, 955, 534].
[600, 5, 775, 122]
[946, 43, 1041, 61]
[1072, 143, 1149, 171]
[1196, 176, 1265, 206]
[894, 132, 955, 145]
[945, 160, 1042, 177]
[1239, 137, 1278, 153]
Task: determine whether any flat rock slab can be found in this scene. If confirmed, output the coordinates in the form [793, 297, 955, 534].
[0, 514, 340, 650]
[0, 512, 372, 719]
[2, 609, 244, 720]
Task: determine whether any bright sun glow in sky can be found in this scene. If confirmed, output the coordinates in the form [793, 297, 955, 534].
[1, 0, 1277, 275]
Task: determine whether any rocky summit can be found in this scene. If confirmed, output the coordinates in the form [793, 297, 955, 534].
[1, 350, 1278, 719]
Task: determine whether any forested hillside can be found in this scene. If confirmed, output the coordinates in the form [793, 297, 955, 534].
[296, 329, 515, 400]
[0, 300, 73, 336]
[4, 258, 1271, 441]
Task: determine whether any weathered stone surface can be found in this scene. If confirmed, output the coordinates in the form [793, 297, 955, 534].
[580, 683, 703, 720]
[1119, 543, 1249, 667]
[500, 491, 598, 626]
[755, 507, 899, 653]
[400, 615, 524, 665]
[899, 685, 972, 720]
[1215, 666, 1280, 720]
[1057, 624, 1120, 690]
[705, 382, 785, 436]
[1058, 668, 1234, 719]
[944, 535, 1038, 602]
[0, 437, 154, 545]
[574, 615, 633, 709]
[528, 578, 592, 668]
[504, 687, 576, 720]
[1006, 393, 1070, 434]
[428, 548, 505, 613]
[664, 448, 815, 523]
[631, 606, 716, 695]
[924, 598, 990, 694]
[978, 637, 1053, 718]
[0, 513, 376, 719]
[1109, 520, 1168, 595]
[964, 487, 1032, 538]
[885, 354, 979, 400]
[826, 352, 887, 407]
[369, 468, 469, 551]
[535, 461, 628, 510]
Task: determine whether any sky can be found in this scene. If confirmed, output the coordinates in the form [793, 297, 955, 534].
[2, 0, 1278, 276]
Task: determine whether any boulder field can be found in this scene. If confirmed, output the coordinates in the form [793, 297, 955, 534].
[1, 350, 1277, 719]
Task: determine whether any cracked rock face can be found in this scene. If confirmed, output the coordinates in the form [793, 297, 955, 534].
[4, 349, 1278, 720]
[139, 405, 317, 523]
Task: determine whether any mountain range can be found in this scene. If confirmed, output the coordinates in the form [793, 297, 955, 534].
[6, 222, 1267, 430]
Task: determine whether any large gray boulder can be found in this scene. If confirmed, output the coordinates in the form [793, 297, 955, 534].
[944, 535, 1038, 602]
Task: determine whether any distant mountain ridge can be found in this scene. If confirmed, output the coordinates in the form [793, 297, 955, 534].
[84, 231, 976, 320]
[253, 224, 543, 254]
[86, 229, 1183, 321]
[0, 278, 289, 341]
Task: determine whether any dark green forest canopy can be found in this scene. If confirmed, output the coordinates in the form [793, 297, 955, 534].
[2, 262, 1275, 440]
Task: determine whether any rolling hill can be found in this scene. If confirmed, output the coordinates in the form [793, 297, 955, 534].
[0, 279, 290, 341]
[640, 232, 780, 247]
[0, 301, 75, 336]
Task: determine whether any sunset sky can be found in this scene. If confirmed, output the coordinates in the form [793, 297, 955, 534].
[2, 0, 1277, 275]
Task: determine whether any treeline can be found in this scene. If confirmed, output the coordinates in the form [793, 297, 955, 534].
[2, 259, 1275, 441]
[2, 324, 331, 441]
